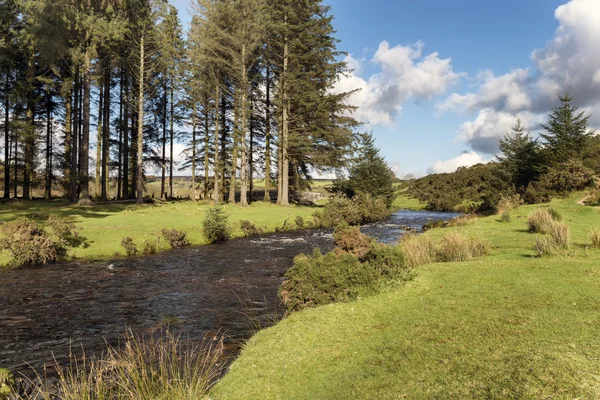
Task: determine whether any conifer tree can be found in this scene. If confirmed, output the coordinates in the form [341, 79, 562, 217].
[497, 118, 541, 191]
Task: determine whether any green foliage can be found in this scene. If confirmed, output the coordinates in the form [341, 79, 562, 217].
[239, 220, 264, 237]
[294, 216, 305, 229]
[333, 225, 373, 260]
[121, 237, 138, 256]
[202, 205, 231, 244]
[0, 218, 68, 267]
[0, 368, 14, 399]
[142, 240, 157, 255]
[313, 193, 391, 228]
[161, 228, 189, 249]
[46, 215, 85, 247]
[497, 118, 542, 191]
[537, 159, 595, 194]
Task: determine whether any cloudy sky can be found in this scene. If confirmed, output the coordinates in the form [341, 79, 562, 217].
[171, 0, 599, 177]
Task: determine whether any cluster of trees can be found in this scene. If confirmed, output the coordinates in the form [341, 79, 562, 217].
[407, 93, 599, 212]
[0, 0, 358, 205]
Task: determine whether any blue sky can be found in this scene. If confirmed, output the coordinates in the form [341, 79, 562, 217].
[171, 0, 600, 177]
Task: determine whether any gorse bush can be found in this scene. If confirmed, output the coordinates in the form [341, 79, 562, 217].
[538, 159, 595, 194]
[161, 229, 189, 249]
[203, 205, 231, 244]
[280, 239, 411, 313]
[0, 218, 68, 267]
[239, 220, 263, 237]
[121, 237, 138, 256]
[46, 215, 85, 247]
[143, 240, 158, 255]
[294, 216, 305, 229]
[313, 193, 391, 228]
[333, 225, 373, 260]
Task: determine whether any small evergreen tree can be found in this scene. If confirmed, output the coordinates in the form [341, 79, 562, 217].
[497, 118, 542, 191]
[540, 92, 595, 166]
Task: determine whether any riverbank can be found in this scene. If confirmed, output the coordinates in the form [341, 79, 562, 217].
[211, 193, 600, 399]
[0, 200, 317, 266]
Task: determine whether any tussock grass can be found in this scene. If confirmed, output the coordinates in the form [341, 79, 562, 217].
[400, 234, 436, 267]
[438, 233, 492, 262]
[28, 332, 224, 400]
[447, 215, 476, 227]
[528, 209, 556, 234]
[590, 228, 600, 248]
[534, 221, 570, 257]
[500, 210, 512, 223]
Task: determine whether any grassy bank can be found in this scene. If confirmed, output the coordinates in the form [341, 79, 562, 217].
[0, 200, 317, 265]
[211, 193, 600, 399]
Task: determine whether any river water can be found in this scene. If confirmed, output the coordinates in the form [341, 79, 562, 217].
[0, 209, 459, 378]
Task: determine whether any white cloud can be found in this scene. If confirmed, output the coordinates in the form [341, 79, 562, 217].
[334, 42, 462, 126]
[439, 0, 600, 154]
[427, 152, 488, 174]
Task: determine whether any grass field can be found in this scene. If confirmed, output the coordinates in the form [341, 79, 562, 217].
[211, 193, 600, 399]
[0, 199, 318, 265]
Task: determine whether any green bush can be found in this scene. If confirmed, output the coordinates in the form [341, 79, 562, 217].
[538, 159, 595, 194]
[313, 193, 391, 228]
[333, 225, 373, 260]
[46, 215, 85, 247]
[522, 183, 551, 205]
[143, 240, 158, 255]
[280, 240, 411, 313]
[203, 205, 231, 244]
[294, 216, 305, 229]
[121, 237, 138, 256]
[161, 229, 190, 249]
[0, 218, 68, 267]
[240, 220, 263, 237]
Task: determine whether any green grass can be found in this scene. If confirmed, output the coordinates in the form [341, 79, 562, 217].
[211, 193, 600, 399]
[392, 192, 427, 210]
[0, 200, 318, 265]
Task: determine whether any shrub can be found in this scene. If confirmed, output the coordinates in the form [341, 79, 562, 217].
[280, 250, 378, 312]
[401, 234, 437, 267]
[294, 216, 305, 229]
[313, 194, 362, 228]
[333, 225, 373, 260]
[500, 210, 512, 223]
[161, 228, 189, 249]
[143, 240, 158, 255]
[239, 220, 263, 237]
[437, 233, 492, 262]
[203, 205, 231, 244]
[586, 189, 600, 206]
[46, 215, 84, 247]
[590, 228, 600, 248]
[527, 209, 555, 234]
[355, 193, 391, 223]
[0, 218, 67, 267]
[522, 183, 551, 205]
[121, 237, 138, 256]
[538, 159, 595, 194]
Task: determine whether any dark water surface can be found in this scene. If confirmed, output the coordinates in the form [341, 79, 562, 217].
[0, 209, 460, 377]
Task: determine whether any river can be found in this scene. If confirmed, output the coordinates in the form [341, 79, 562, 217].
[0, 209, 460, 378]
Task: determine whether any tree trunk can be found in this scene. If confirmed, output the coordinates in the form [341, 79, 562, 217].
[4, 68, 10, 199]
[203, 96, 210, 200]
[136, 34, 145, 205]
[64, 86, 72, 200]
[23, 57, 35, 201]
[71, 66, 79, 203]
[161, 81, 167, 199]
[239, 45, 249, 207]
[123, 69, 130, 199]
[229, 92, 240, 204]
[191, 101, 197, 201]
[117, 67, 124, 200]
[95, 76, 104, 198]
[13, 129, 17, 198]
[45, 91, 52, 200]
[264, 65, 272, 202]
[101, 63, 110, 201]
[212, 85, 220, 202]
[278, 24, 290, 207]
[79, 50, 92, 204]
[169, 82, 175, 199]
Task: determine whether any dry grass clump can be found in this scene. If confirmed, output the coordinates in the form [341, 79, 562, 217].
[447, 215, 476, 227]
[534, 221, 570, 257]
[527, 209, 556, 234]
[400, 234, 437, 267]
[589, 228, 600, 248]
[401, 232, 491, 266]
[437, 233, 492, 262]
[500, 210, 512, 223]
[497, 194, 522, 213]
[30, 331, 224, 400]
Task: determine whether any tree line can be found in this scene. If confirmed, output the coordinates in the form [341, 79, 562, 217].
[0, 0, 358, 205]
[406, 93, 599, 212]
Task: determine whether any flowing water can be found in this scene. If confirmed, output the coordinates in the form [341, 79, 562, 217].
[0, 209, 460, 378]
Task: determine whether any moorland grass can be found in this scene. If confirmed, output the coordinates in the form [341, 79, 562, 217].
[0, 200, 316, 266]
[211, 193, 600, 399]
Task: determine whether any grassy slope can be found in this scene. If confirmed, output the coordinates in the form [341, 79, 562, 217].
[0, 200, 317, 264]
[212, 193, 600, 399]
[393, 192, 427, 210]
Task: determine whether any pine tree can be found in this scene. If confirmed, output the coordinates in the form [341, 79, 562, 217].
[497, 118, 541, 191]
[540, 92, 595, 166]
